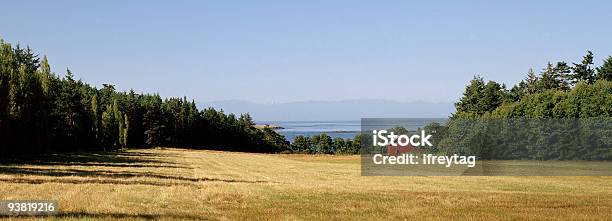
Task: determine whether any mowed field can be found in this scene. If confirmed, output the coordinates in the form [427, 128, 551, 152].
[0, 148, 611, 220]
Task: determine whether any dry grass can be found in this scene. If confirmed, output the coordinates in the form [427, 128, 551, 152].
[0, 148, 611, 220]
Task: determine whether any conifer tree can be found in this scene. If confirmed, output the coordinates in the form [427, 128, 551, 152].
[572, 50, 595, 84]
[596, 56, 612, 81]
[525, 68, 540, 94]
[455, 76, 486, 116]
[101, 104, 116, 149]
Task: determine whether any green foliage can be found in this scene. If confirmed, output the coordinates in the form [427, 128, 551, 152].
[539, 62, 571, 91]
[422, 122, 446, 148]
[289, 134, 361, 154]
[291, 136, 311, 153]
[262, 128, 290, 152]
[438, 118, 612, 160]
[311, 133, 333, 154]
[596, 56, 612, 81]
[0, 38, 289, 156]
[454, 76, 506, 117]
[456, 50, 612, 118]
[491, 81, 612, 118]
[571, 50, 596, 85]
[447, 50, 612, 160]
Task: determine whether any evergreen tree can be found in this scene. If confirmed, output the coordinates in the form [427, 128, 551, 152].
[101, 104, 117, 149]
[143, 94, 165, 146]
[554, 62, 572, 90]
[291, 136, 311, 153]
[571, 50, 595, 84]
[479, 81, 505, 113]
[539, 62, 570, 90]
[455, 76, 486, 116]
[525, 68, 540, 94]
[455, 76, 506, 116]
[596, 56, 612, 81]
[59, 69, 88, 148]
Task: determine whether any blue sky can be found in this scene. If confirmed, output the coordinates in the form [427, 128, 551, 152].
[1, 0, 612, 103]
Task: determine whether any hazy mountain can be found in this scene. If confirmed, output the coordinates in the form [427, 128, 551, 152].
[199, 99, 455, 121]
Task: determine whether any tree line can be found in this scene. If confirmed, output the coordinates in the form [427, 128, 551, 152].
[435, 51, 612, 160]
[289, 134, 362, 154]
[297, 51, 612, 157]
[454, 50, 612, 118]
[0, 39, 290, 157]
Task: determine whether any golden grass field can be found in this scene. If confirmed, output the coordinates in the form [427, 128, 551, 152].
[0, 148, 611, 220]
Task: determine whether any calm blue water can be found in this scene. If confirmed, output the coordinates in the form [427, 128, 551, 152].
[258, 119, 446, 142]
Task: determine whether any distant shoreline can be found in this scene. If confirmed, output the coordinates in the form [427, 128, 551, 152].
[254, 124, 285, 130]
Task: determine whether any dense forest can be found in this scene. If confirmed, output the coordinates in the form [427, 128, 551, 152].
[453, 50, 612, 118]
[0, 39, 290, 157]
[436, 51, 612, 160]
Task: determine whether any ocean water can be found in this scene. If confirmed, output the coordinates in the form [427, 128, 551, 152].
[259, 119, 446, 142]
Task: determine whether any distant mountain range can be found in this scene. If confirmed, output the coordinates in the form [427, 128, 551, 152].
[199, 99, 455, 121]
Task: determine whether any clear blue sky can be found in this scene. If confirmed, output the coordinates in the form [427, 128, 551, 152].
[1, 0, 611, 103]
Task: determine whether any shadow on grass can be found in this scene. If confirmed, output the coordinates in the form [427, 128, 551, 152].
[0, 152, 174, 165]
[15, 162, 193, 169]
[0, 177, 194, 187]
[1, 212, 206, 220]
[0, 167, 271, 185]
[0, 151, 185, 168]
[0, 150, 272, 185]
